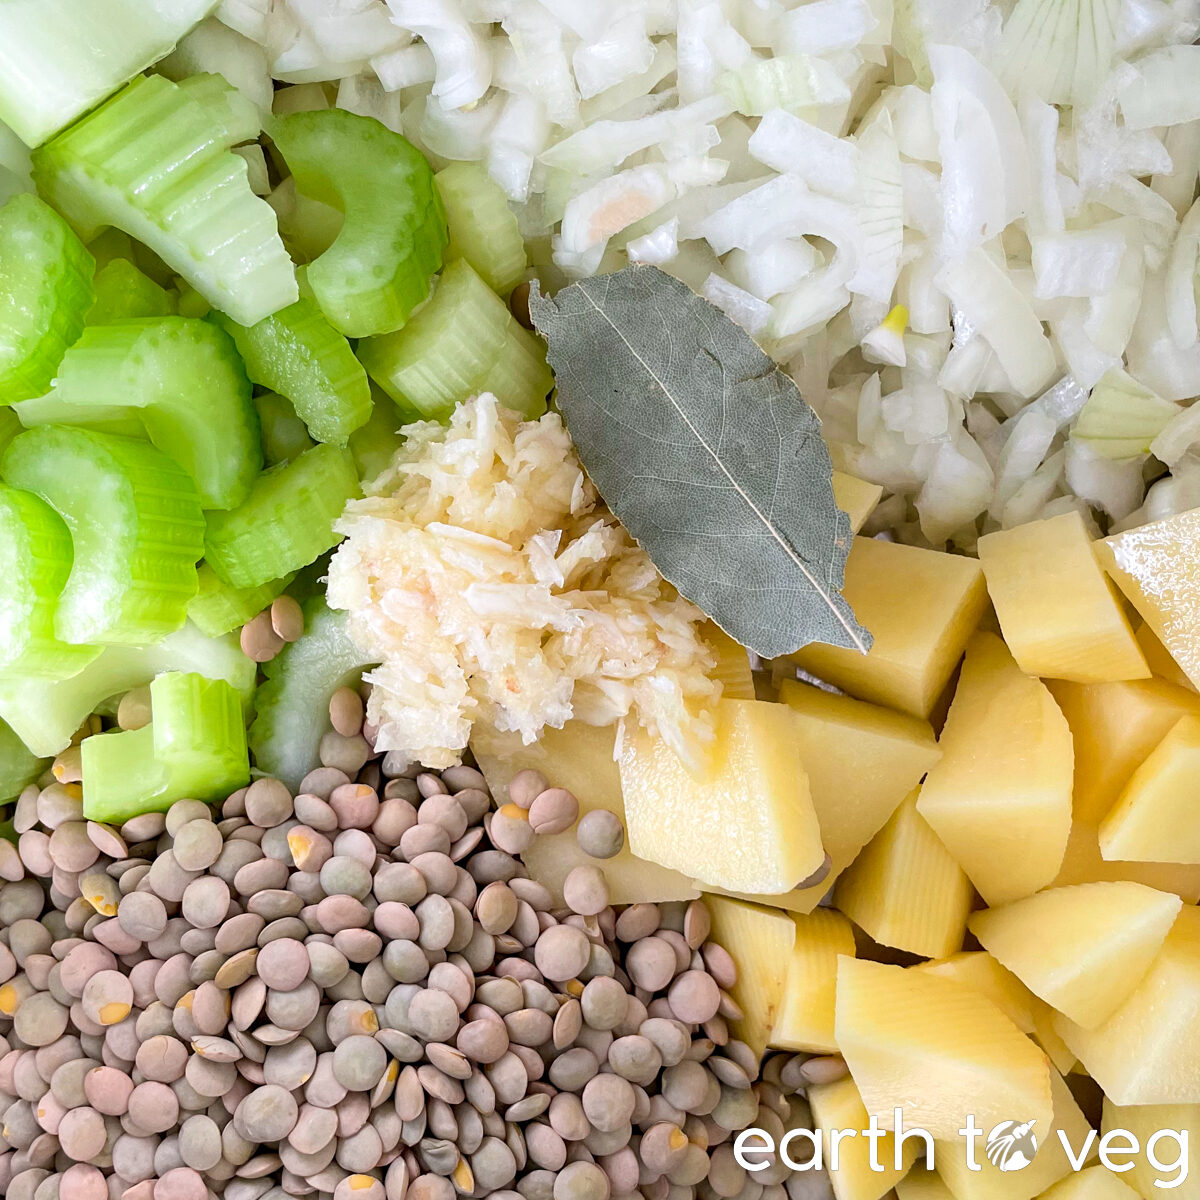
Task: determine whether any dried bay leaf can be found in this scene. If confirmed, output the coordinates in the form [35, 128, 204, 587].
[530, 264, 871, 659]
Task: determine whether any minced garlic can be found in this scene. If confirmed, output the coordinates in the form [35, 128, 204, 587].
[326, 394, 718, 770]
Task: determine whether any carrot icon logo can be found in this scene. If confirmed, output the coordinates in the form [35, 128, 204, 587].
[985, 1120, 1039, 1171]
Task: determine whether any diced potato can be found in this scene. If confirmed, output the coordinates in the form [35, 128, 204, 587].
[1035, 1166, 1140, 1200]
[934, 1069, 1096, 1200]
[917, 632, 1073, 906]
[968, 882, 1182, 1029]
[896, 1169, 955, 1200]
[474, 722, 698, 906]
[809, 1075, 918, 1200]
[1097, 507, 1200, 691]
[1101, 1099, 1198, 1199]
[1048, 676, 1200, 822]
[1100, 716, 1200, 864]
[1055, 907, 1200, 1105]
[1030, 998, 1076, 1075]
[1136, 620, 1195, 691]
[771, 908, 855, 1054]
[701, 622, 755, 700]
[704, 894, 796, 1060]
[834, 957, 1054, 1142]
[792, 536, 988, 719]
[1053, 820, 1200, 903]
[833, 471, 884, 534]
[977, 512, 1149, 683]
[911, 952, 1036, 1034]
[835, 789, 973, 959]
[620, 699, 823, 894]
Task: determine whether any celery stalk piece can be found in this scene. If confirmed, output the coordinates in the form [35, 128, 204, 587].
[80, 726, 167, 823]
[0, 487, 100, 679]
[358, 259, 554, 421]
[435, 162, 528, 296]
[13, 317, 261, 509]
[0, 410, 23, 458]
[213, 299, 372, 445]
[349, 392, 407, 484]
[0, 621, 253, 758]
[187, 563, 294, 637]
[32, 74, 296, 327]
[204, 442, 359, 589]
[0, 0, 217, 148]
[2, 427, 204, 644]
[87, 259, 177, 324]
[249, 600, 378, 791]
[0, 719, 47, 803]
[271, 108, 447, 337]
[255, 393, 316, 467]
[0, 193, 95, 402]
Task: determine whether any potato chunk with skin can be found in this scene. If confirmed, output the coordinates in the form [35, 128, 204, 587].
[917, 632, 1073, 906]
[1100, 1099, 1198, 1198]
[771, 907, 855, 1054]
[977, 511, 1149, 684]
[1053, 819, 1200, 902]
[1100, 715, 1200, 864]
[835, 789, 973, 960]
[834, 957, 1054, 1142]
[620, 698, 823, 894]
[792, 536, 988, 720]
[1055, 907, 1200, 1105]
[968, 882, 1182, 1029]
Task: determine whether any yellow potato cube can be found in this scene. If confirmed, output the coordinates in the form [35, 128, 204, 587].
[934, 1069, 1096, 1200]
[1030, 998, 1076, 1076]
[1100, 716, 1200, 864]
[701, 622, 756, 700]
[1136, 620, 1195, 691]
[1101, 1099, 1197, 1198]
[897, 1169, 956, 1200]
[620, 699, 823, 894]
[1097, 507, 1200, 691]
[911, 952, 1036, 1035]
[835, 789, 973, 959]
[771, 908, 855, 1054]
[809, 1075, 919, 1200]
[792, 536, 989, 719]
[968, 882, 1182, 1029]
[1047, 676, 1200, 822]
[977, 511, 1149, 683]
[704, 894, 796, 1060]
[833, 471, 884, 534]
[1055, 907, 1200, 1105]
[1053, 820, 1200, 903]
[474, 722, 698, 906]
[917, 632, 1073, 906]
[835, 957, 1054, 1142]
[1036, 1167, 1140, 1200]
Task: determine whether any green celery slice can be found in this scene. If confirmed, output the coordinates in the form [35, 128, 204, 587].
[358, 259, 553, 421]
[0, 621, 253, 757]
[213, 298, 372, 445]
[0, 486, 99, 678]
[204, 442, 359, 589]
[0, 0, 217, 148]
[81, 725, 166, 822]
[87, 258, 177, 324]
[271, 108, 447, 337]
[248, 600, 378, 791]
[32, 73, 296, 326]
[435, 162, 528, 295]
[187, 563, 294, 638]
[0, 193, 95, 402]
[2, 426, 204, 644]
[349, 391, 407, 484]
[13, 317, 261, 509]
[0, 719, 48, 803]
[255, 392, 315, 467]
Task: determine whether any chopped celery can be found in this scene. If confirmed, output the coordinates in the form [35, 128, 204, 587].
[358, 259, 553, 421]
[213, 299, 372, 445]
[349, 391, 406, 484]
[0, 193, 95, 402]
[0, 621, 254, 757]
[0, 718, 48, 802]
[14, 317, 261, 509]
[248, 600, 377, 790]
[87, 227, 136, 268]
[187, 563, 294, 637]
[82, 671, 249, 823]
[255, 393, 316, 467]
[87, 259, 177, 324]
[204, 442, 359, 588]
[0, 410, 22, 457]
[0, 487, 100, 678]
[435, 162, 528, 296]
[33, 74, 296, 327]
[268, 176, 344, 265]
[2, 427, 204, 644]
[0, 0, 217, 148]
[271, 108, 447, 337]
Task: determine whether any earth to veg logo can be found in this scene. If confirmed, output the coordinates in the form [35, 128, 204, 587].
[985, 1120, 1039, 1171]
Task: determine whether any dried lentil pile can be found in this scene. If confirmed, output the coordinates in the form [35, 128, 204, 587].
[0, 705, 836, 1200]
